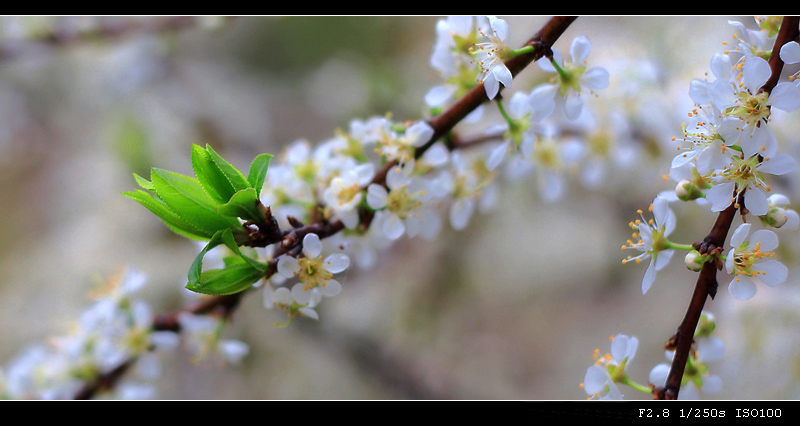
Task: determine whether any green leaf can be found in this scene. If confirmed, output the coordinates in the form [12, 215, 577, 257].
[216, 187, 263, 223]
[188, 228, 267, 289]
[219, 225, 268, 272]
[185, 262, 264, 295]
[191, 144, 234, 203]
[204, 144, 251, 194]
[187, 229, 265, 295]
[133, 173, 155, 191]
[122, 189, 213, 241]
[247, 153, 273, 195]
[188, 229, 226, 286]
[150, 168, 240, 235]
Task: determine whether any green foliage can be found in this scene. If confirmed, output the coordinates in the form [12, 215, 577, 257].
[123, 144, 274, 296]
[186, 228, 268, 295]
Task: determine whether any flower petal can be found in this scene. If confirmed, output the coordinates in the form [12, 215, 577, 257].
[581, 67, 609, 90]
[449, 198, 474, 231]
[563, 93, 584, 120]
[642, 259, 657, 294]
[743, 188, 768, 216]
[725, 248, 735, 274]
[492, 63, 513, 89]
[382, 212, 405, 240]
[709, 79, 737, 110]
[648, 363, 670, 387]
[652, 195, 669, 229]
[767, 82, 800, 112]
[486, 140, 510, 171]
[780, 41, 800, 64]
[785, 210, 800, 230]
[302, 233, 322, 258]
[697, 336, 726, 362]
[323, 253, 350, 274]
[730, 223, 751, 248]
[291, 283, 312, 304]
[320, 279, 342, 297]
[583, 365, 610, 395]
[366, 184, 388, 209]
[706, 181, 736, 212]
[741, 126, 776, 159]
[277, 255, 301, 278]
[654, 249, 674, 271]
[743, 56, 770, 91]
[750, 228, 779, 251]
[758, 153, 797, 176]
[753, 259, 788, 287]
[728, 275, 757, 300]
[710, 52, 732, 80]
[570, 35, 592, 64]
[483, 72, 500, 100]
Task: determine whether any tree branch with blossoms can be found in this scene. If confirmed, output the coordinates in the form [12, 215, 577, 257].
[653, 15, 800, 400]
[61, 15, 579, 400]
[4, 15, 800, 402]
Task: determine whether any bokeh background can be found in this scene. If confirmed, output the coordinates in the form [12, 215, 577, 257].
[1, 15, 799, 400]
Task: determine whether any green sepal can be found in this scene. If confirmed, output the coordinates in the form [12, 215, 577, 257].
[150, 168, 240, 235]
[216, 187, 264, 223]
[122, 189, 213, 241]
[247, 153, 273, 195]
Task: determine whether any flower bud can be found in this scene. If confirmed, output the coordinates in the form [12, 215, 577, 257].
[696, 312, 716, 338]
[759, 207, 788, 228]
[684, 250, 704, 272]
[675, 179, 704, 201]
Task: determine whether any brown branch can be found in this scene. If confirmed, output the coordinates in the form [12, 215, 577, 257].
[653, 15, 800, 400]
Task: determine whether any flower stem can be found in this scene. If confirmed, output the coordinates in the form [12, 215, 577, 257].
[495, 99, 515, 127]
[620, 376, 654, 394]
[549, 57, 569, 80]
[666, 242, 695, 251]
[511, 45, 535, 57]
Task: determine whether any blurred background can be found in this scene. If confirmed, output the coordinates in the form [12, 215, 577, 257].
[1, 15, 799, 400]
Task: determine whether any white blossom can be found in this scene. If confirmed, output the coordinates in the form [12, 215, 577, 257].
[724, 223, 788, 300]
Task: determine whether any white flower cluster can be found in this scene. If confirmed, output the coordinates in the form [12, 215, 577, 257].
[584, 314, 725, 401]
[651, 17, 799, 301]
[0, 266, 178, 399]
[582, 333, 639, 400]
[257, 16, 613, 325]
[648, 313, 725, 400]
[0, 266, 252, 399]
[610, 17, 800, 400]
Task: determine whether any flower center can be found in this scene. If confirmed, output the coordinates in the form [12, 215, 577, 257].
[337, 182, 361, 205]
[551, 59, 586, 96]
[298, 256, 332, 290]
[721, 155, 766, 200]
[533, 139, 561, 169]
[386, 185, 423, 219]
[726, 90, 770, 128]
[731, 241, 774, 278]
